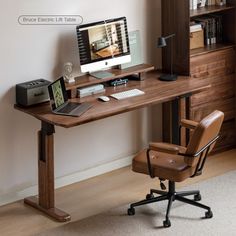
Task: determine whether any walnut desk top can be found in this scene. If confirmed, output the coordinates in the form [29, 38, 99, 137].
[14, 71, 211, 128]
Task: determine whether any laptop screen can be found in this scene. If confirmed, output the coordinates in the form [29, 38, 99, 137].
[48, 77, 68, 110]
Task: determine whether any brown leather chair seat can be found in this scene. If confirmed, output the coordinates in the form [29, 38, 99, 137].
[133, 148, 195, 182]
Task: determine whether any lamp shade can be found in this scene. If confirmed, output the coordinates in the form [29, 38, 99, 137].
[157, 37, 167, 48]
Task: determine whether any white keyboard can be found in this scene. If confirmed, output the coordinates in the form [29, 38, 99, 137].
[110, 89, 145, 100]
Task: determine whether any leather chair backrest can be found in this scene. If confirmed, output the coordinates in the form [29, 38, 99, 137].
[184, 110, 224, 166]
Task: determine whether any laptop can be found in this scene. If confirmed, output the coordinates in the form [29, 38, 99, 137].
[48, 77, 92, 117]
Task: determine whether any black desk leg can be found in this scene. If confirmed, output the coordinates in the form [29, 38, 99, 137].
[171, 94, 191, 146]
[171, 99, 180, 145]
[24, 121, 71, 222]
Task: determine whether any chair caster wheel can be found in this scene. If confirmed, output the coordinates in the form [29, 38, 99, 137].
[205, 210, 213, 218]
[163, 219, 171, 227]
[194, 193, 201, 201]
[127, 207, 135, 216]
[146, 193, 154, 200]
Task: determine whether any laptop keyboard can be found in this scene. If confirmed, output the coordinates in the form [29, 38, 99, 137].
[57, 102, 80, 113]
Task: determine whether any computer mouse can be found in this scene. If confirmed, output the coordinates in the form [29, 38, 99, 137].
[98, 96, 110, 102]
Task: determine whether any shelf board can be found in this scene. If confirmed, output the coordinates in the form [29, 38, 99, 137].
[190, 43, 235, 57]
[65, 63, 155, 91]
[190, 4, 235, 18]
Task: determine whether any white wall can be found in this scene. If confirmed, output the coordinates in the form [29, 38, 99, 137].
[0, 0, 161, 205]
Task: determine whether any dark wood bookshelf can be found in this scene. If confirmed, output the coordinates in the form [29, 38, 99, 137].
[190, 4, 235, 17]
[161, 0, 236, 152]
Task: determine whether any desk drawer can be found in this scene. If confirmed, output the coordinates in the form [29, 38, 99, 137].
[190, 48, 235, 109]
[190, 79, 235, 107]
[190, 48, 235, 79]
[190, 97, 235, 122]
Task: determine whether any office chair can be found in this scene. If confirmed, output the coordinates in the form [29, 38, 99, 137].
[127, 110, 224, 227]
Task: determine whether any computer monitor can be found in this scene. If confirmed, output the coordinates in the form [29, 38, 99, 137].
[76, 16, 131, 78]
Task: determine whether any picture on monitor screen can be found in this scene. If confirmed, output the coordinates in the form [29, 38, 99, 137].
[76, 17, 131, 74]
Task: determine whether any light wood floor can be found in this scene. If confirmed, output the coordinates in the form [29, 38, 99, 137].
[0, 149, 236, 236]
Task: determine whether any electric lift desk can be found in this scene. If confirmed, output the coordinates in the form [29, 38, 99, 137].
[14, 68, 210, 222]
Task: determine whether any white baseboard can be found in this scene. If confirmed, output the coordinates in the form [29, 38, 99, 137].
[0, 155, 133, 207]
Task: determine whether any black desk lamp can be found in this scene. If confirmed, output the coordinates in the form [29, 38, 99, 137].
[157, 34, 177, 81]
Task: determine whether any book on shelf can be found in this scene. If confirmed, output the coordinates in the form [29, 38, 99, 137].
[206, 0, 216, 5]
[190, 0, 193, 9]
[190, 0, 198, 10]
[215, 0, 226, 5]
[209, 14, 223, 43]
[207, 0, 226, 5]
[194, 14, 223, 46]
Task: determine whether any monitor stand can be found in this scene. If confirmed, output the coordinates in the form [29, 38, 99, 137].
[89, 71, 114, 79]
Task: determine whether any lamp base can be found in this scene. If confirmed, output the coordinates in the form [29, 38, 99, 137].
[159, 74, 177, 82]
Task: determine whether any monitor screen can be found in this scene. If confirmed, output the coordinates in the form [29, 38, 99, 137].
[76, 17, 131, 73]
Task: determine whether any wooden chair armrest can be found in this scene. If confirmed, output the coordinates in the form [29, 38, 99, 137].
[180, 119, 199, 130]
[149, 142, 180, 155]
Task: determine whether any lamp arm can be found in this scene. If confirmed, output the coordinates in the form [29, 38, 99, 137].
[164, 34, 175, 40]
